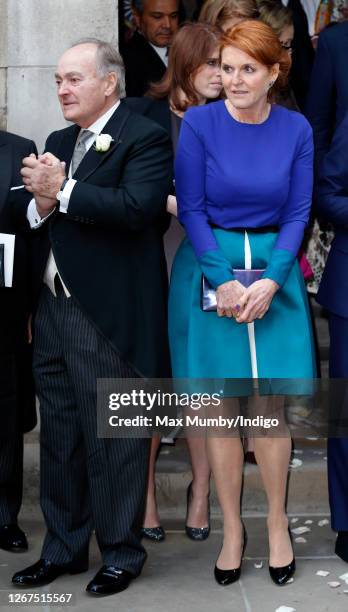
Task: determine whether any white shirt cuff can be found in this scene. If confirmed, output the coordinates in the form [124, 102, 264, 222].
[26, 198, 55, 229]
[59, 179, 77, 213]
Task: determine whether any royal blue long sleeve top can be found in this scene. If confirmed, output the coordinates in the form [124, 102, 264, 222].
[174, 101, 314, 288]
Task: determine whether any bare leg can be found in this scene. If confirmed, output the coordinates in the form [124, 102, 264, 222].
[252, 396, 293, 567]
[143, 436, 161, 528]
[186, 437, 211, 527]
[207, 435, 244, 569]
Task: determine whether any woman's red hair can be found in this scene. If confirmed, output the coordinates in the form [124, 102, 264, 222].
[220, 20, 291, 92]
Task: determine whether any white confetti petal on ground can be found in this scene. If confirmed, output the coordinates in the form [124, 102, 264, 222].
[293, 449, 303, 454]
[289, 458, 303, 468]
[291, 526, 311, 535]
[313, 450, 324, 455]
[323, 456, 327, 461]
[254, 561, 263, 569]
[339, 572, 348, 581]
[306, 436, 318, 440]
[291, 518, 299, 524]
[304, 520, 313, 524]
[295, 537, 307, 543]
[328, 581, 341, 588]
[316, 571, 330, 577]
[275, 607, 296, 612]
[318, 519, 329, 527]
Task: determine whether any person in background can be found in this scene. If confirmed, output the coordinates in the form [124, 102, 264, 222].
[122, 0, 180, 96]
[257, 0, 298, 109]
[126, 21, 222, 543]
[199, 0, 259, 29]
[0, 130, 37, 553]
[172, 20, 315, 586]
[313, 97, 348, 567]
[306, 19, 348, 175]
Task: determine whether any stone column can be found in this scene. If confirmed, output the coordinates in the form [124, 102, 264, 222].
[2, 0, 118, 150]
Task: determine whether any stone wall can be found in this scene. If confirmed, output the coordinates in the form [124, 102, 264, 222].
[1, 0, 118, 150]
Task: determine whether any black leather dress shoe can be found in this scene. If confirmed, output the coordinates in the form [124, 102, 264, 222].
[0, 525, 28, 552]
[86, 566, 134, 596]
[335, 531, 348, 563]
[141, 526, 165, 542]
[12, 559, 87, 587]
[214, 524, 247, 586]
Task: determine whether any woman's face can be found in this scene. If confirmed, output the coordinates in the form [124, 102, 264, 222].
[192, 49, 222, 102]
[221, 45, 279, 110]
[279, 24, 294, 54]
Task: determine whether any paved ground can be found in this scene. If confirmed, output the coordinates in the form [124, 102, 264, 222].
[1, 515, 348, 612]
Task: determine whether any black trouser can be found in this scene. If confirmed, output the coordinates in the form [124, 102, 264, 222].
[34, 285, 150, 574]
[0, 434, 23, 526]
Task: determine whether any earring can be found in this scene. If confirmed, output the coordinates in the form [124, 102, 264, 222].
[268, 80, 275, 89]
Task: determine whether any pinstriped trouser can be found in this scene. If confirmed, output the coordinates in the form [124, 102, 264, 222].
[0, 434, 23, 525]
[33, 285, 150, 575]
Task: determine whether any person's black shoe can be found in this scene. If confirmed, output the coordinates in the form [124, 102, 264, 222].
[86, 566, 134, 596]
[0, 525, 28, 552]
[141, 526, 166, 542]
[335, 531, 348, 563]
[12, 559, 87, 587]
[214, 523, 247, 586]
[269, 527, 296, 586]
[269, 558, 296, 586]
[185, 481, 210, 541]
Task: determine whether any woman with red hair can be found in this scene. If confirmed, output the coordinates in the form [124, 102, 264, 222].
[171, 20, 315, 586]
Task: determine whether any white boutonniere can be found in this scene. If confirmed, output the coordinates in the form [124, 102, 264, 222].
[94, 133, 114, 152]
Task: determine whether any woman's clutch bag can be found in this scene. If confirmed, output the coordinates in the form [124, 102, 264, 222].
[201, 269, 265, 312]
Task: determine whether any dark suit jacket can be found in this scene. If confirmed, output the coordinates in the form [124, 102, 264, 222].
[0, 130, 36, 434]
[14, 102, 173, 378]
[316, 112, 348, 317]
[288, 0, 315, 112]
[125, 97, 171, 135]
[122, 31, 167, 97]
[306, 21, 348, 174]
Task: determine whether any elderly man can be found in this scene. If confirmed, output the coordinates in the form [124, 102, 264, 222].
[122, 0, 180, 96]
[0, 130, 37, 553]
[11, 39, 172, 596]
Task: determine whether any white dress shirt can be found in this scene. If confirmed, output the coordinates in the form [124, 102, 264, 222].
[149, 43, 169, 67]
[27, 100, 121, 296]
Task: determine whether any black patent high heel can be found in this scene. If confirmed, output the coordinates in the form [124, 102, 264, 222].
[185, 481, 210, 541]
[268, 527, 296, 586]
[214, 523, 247, 586]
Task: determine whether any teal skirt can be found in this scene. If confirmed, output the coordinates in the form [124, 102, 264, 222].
[169, 230, 316, 385]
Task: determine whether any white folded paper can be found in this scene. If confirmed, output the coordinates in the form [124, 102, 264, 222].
[0, 233, 16, 287]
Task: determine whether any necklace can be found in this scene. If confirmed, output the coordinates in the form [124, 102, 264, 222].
[225, 99, 271, 124]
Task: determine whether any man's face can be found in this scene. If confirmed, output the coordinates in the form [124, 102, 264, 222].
[55, 44, 115, 128]
[134, 0, 179, 47]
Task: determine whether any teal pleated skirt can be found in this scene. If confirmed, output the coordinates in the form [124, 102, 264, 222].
[168, 230, 316, 385]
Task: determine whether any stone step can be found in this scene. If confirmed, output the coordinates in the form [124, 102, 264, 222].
[21, 437, 329, 519]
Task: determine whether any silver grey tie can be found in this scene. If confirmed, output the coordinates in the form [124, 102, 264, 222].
[71, 129, 93, 175]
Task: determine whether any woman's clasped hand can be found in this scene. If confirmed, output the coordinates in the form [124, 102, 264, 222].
[216, 278, 279, 323]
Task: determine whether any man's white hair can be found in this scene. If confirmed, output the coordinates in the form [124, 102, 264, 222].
[72, 38, 126, 98]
